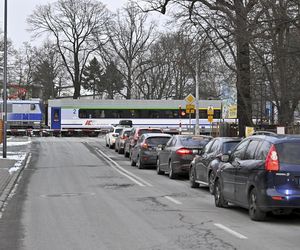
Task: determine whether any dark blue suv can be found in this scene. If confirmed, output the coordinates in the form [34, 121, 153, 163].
[214, 132, 300, 221]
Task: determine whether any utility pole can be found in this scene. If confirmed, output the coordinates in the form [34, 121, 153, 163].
[2, 0, 8, 158]
[195, 61, 200, 135]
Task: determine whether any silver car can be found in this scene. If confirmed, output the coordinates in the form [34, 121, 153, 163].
[130, 133, 172, 169]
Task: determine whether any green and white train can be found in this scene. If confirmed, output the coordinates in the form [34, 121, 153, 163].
[48, 99, 222, 132]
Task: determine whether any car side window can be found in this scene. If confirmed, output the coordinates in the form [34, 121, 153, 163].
[244, 140, 260, 160]
[210, 140, 220, 153]
[166, 137, 174, 147]
[204, 140, 215, 154]
[256, 141, 272, 160]
[231, 140, 249, 161]
[137, 136, 144, 144]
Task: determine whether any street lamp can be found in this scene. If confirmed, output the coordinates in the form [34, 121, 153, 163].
[195, 60, 200, 135]
[2, 0, 8, 158]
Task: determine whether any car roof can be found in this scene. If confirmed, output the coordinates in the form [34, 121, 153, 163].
[214, 137, 242, 142]
[249, 134, 300, 144]
[175, 134, 212, 139]
[142, 133, 172, 138]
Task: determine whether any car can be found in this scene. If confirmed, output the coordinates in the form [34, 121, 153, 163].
[214, 132, 300, 221]
[115, 128, 132, 154]
[105, 126, 124, 149]
[130, 133, 172, 169]
[189, 137, 241, 193]
[124, 127, 163, 158]
[156, 135, 212, 179]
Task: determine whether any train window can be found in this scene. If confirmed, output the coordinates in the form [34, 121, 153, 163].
[54, 110, 59, 122]
[30, 104, 36, 110]
[78, 108, 221, 119]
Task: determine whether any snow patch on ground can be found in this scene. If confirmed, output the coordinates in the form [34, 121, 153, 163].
[7, 153, 27, 175]
[7, 141, 31, 146]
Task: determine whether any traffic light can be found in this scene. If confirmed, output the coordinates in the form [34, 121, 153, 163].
[178, 105, 185, 117]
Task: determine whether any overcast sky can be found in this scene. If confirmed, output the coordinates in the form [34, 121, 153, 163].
[0, 0, 128, 48]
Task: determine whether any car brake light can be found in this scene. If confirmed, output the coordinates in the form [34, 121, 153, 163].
[141, 143, 148, 149]
[265, 145, 279, 172]
[176, 148, 193, 155]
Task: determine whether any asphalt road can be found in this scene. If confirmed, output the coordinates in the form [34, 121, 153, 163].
[1, 136, 300, 250]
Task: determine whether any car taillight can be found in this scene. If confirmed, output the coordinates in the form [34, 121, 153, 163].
[141, 143, 148, 149]
[265, 144, 279, 172]
[176, 148, 193, 155]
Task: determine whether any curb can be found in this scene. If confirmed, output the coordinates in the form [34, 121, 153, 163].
[0, 153, 30, 211]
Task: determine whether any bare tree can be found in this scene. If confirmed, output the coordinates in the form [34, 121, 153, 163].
[27, 0, 110, 99]
[107, 1, 156, 99]
[250, 0, 300, 125]
[142, 0, 262, 136]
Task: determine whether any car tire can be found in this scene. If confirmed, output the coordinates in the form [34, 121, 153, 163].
[168, 161, 176, 179]
[249, 188, 266, 221]
[208, 171, 215, 194]
[137, 155, 143, 169]
[124, 149, 129, 158]
[130, 157, 136, 166]
[115, 145, 118, 152]
[118, 147, 123, 154]
[189, 166, 199, 188]
[156, 158, 164, 175]
[214, 179, 228, 208]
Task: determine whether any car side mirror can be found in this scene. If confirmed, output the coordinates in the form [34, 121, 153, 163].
[221, 154, 230, 162]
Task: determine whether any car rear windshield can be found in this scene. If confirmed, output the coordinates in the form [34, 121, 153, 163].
[222, 141, 240, 154]
[138, 129, 162, 135]
[180, 137, 210, 147]
[146, 137, 170, 146]
[115, 128, 123, 134]
[276, 142, 300, 165]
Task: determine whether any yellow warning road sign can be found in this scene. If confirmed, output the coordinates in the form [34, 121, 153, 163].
[208, 115, 213, 123]
[186, 104, 195, 114]
[185, 94, 195, 104]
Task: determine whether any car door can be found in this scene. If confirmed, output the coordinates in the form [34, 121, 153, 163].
[159, 137, 175, 171]
[221, 140, 249, 202]
[234, 139, 264, 206]
[195, 139, 216, 183]
[132, 136, 144, 163]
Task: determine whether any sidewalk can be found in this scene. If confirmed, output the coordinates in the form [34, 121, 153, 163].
[0, 137, 31, 210]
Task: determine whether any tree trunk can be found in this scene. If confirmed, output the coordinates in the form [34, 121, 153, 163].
[235, 2, 253, 137]
[73, 52, 81, 99]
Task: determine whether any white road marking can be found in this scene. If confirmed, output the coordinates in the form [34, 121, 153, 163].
[164, 196, 182, 205]
[95, 148, 153, 187]
[214, 223, 248, 239]
[25, 153, 32, 169]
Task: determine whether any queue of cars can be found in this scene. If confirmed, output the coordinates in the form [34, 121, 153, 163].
[105, 127, 300, 221]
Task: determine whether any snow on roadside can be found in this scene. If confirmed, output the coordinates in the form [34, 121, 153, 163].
[7, 141, 31, 147]
[7, 153, 27, 174]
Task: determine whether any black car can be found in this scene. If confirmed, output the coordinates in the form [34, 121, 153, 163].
[189, 137, 241, 193]
[130, 133, 172, 169]
[214, 132, 300, 221]
[156, 135, 211, 179]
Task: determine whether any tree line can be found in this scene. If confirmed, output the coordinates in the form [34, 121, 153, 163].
[0, 0, 300, 136]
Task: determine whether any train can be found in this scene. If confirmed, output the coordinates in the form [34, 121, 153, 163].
[1, 99, 223, 135]
[0, 99, 43, 129]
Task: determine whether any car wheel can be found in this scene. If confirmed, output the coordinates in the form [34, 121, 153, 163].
[130, 157, 136, 166]
[189, 166, 199, 188]
[168, 161, 176, 179]
[249, 188, 266, 221]
[137, 155, 143, 169]
[106, 141, 109, 147]
[115, 145, 118, 152]
[214, 179, 228, 208]
[118, 147, 123, 154]
[124, 149, 129, 158]
[156, 158, 164, 175]
[208, 171, 215, 194]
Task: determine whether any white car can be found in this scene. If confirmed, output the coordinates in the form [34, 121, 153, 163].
[105, 126, 124, 149]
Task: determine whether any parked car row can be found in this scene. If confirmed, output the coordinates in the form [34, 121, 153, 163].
[105, 128, 300, 221]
